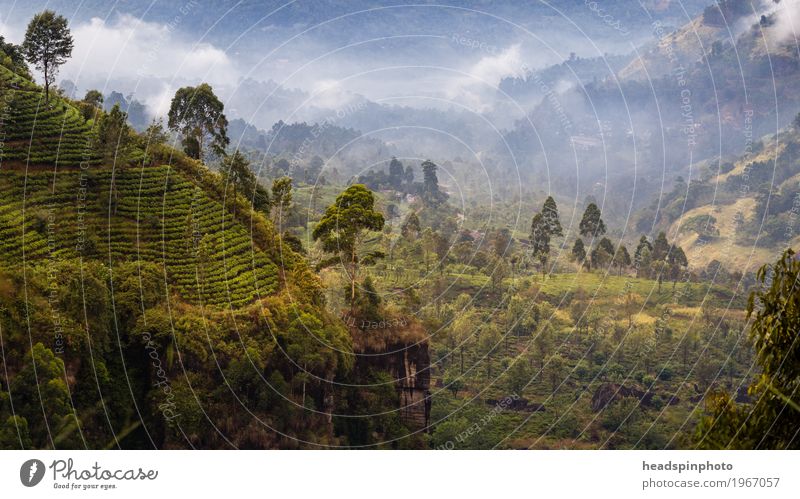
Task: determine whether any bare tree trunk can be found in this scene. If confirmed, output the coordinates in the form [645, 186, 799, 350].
[302, 363, 307, 408]
[44, 64, 49, 104]
[350, 246, 357, 313]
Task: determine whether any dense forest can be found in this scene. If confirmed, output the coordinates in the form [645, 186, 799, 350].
[0, 2, 798, 450]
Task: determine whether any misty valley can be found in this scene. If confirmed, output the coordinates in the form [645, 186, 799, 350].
[0, 0, 798, 450]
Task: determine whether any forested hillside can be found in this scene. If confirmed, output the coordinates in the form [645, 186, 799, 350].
[0, 56, 362, 449]
[634, 123, 800, 271]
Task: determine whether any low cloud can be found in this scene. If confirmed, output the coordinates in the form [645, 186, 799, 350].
[469, 44, 525, 84]
[446, 44, 526, 112]
[60, 14, 238, 114]
[768, 0, 800, 43]
[0, 15, 22, 42]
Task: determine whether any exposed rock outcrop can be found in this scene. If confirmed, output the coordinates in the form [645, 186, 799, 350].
[590, 382, 679, 412]
[349, 317, 431, 431]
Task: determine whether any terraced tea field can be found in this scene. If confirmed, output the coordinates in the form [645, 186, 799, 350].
[0, 65, 100, 166]
[0, 165, 279, 307]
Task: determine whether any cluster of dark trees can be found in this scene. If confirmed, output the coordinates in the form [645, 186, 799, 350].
[357, 157, 449, 207]
[0, 34, 29, 76]
[630, 232, 689, 285]
[527, 197, 688, 281]
[356, 157, 415, 192]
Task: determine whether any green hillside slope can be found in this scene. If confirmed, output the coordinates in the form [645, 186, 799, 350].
[0, 165, 280, 307]
[0, 64, 100, 166]
[635, 124, 800, 272]
[0, 60, 353, 449]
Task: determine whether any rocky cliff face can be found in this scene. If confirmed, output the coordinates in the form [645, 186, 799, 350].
[349, 320, 431, 431]
[396, 343, 431, 430]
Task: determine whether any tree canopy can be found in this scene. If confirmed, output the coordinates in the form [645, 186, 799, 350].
[22, 10, 73, 103]
[541, 196, 563, 237]
[167, 83, 229, 162]
[313, 184, 385, 304]
[222, 150, 269, 214]
[270, 176, 293, 224]
[421, 160, 447, 205]
[83, 89, 103, 107]
[634, 235, 653, 266]
[0, 35, 26, 70]
[652, 231, 670, 261]
[579, 203, 606, 238]
[401, 212, 421, 240]
[695, 250, 800, 449]
[95, 103, 132, 164]
[571, 238, 587, 262]
[530, 212, 551, 274]
[388, 157, 405, 189]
